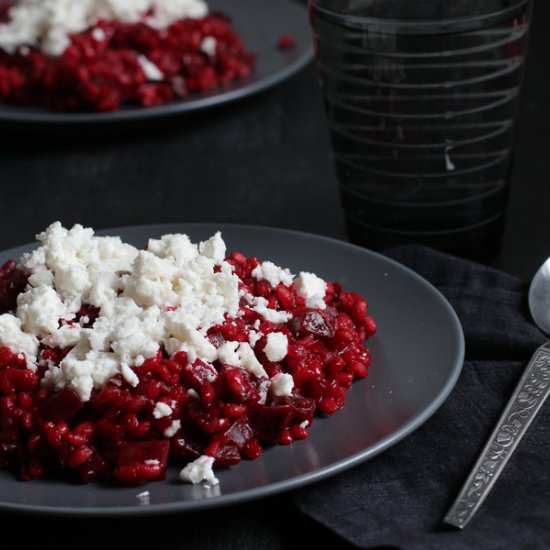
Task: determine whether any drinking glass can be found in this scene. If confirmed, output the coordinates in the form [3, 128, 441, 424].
[308, 0, 530, 258]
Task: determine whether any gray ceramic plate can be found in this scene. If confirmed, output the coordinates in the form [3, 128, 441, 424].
[0, 224, 464, 516]
[0, 0, 313, 124]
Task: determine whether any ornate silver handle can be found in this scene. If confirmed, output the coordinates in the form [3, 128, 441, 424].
[443, 342, 550, 529]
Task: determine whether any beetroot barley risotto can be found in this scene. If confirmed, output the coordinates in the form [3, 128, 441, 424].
[0, 0, 255, 112]
[0, 223, 376, 486]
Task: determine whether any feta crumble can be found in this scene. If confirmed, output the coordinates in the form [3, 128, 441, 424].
[200, 36, 217, 57]
[153, 401, 172, 419]
[137, 55, 164, 82]
[251, 261, 294, 288]
[270, 372, 294, 397]
[263, 332, 288, 362]
[294, 272, 327, 310]
[179, 455, 219, 485]
[136, 491, 150, 505]
[237, 342, 268, 379]
[243, 294, 293, 324]
[163, 419, 181, 438]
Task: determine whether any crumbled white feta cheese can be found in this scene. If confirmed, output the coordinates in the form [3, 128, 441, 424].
[21, 222, 139, 311]
[89, 298, 162, 368]
[270, 372, 294, 396]
[147, 233, 198, 265]
[294, 272, 327, 310]
[16, 285, 68, 338]
[244, 295, 292, 324]
[86, 271, 120, 308]
[217, 341, 240, 366]
[248, 330, 261, 347]
[263, 332, 288, 362]
[137, 54, 164, 81]
[200, 36, 216, 57]
[53, 262, 90, 308]
[136, 491, 150, 505]
[91, 27, 106, 41]
[199, 232, 226, 265]
[0, 0, 209, 56]
[123, 251, 179, 308]
[153, 401, 172, 419]
[179, 455, 219, 485]
[251, 261, 294, 288]
[121, 363, 139, 388]
[215, 339, 268, 378]
[43, 323, 82, 349]
[164, 323, 217, 362]
[163, 419, 181, 438]
[237, 342, 268, 379]
[27, 268, 53, 288]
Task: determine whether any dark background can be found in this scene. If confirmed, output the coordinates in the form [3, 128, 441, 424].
[0, 1, 548, 548]
[0, 0, 548, 283]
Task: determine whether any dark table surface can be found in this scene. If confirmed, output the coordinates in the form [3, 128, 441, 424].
[0, 0, 548, 548]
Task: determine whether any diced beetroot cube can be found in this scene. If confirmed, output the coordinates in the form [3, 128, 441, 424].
[291, 309, 335, 338]
[182, 359, 218, 390]
[252, 404, 292, 444]
[283, 394, 316, 423]
[223, 416, 254, 448]
[300, 377, 327, 401]
[219, 365, 259, 403]
[186, 401, 229, 434]
[170, 428, 204, 461]
[78, 452, 109, 483]
[117, 440, 170, 483]
[205, 440, 241, 468]
[95, 419, 125, 445]
[38, 387, 84, 422]
[118, 440, 170, 466]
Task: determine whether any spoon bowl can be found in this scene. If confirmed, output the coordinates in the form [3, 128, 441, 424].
[528, 256, 550, 334]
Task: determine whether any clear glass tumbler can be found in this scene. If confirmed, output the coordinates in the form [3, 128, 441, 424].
[308, 0, 530, 259]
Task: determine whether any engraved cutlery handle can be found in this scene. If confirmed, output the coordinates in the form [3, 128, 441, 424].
[444, 342, 550, 529]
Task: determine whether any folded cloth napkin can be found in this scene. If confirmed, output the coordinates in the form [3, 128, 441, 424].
[294, 245, 550, 549]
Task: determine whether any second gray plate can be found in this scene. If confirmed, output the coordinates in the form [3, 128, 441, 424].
[0, 223, 464, 516]
[0, 0, 313, 124]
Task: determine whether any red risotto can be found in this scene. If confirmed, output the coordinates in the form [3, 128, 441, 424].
[0, 1, 255, 112]
[0, 223, 375, 486]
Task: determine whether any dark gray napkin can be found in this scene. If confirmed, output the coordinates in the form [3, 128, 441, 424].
[294, 245, 550, 549]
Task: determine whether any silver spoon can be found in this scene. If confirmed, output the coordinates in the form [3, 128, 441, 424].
[443, 257, 550, 529]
